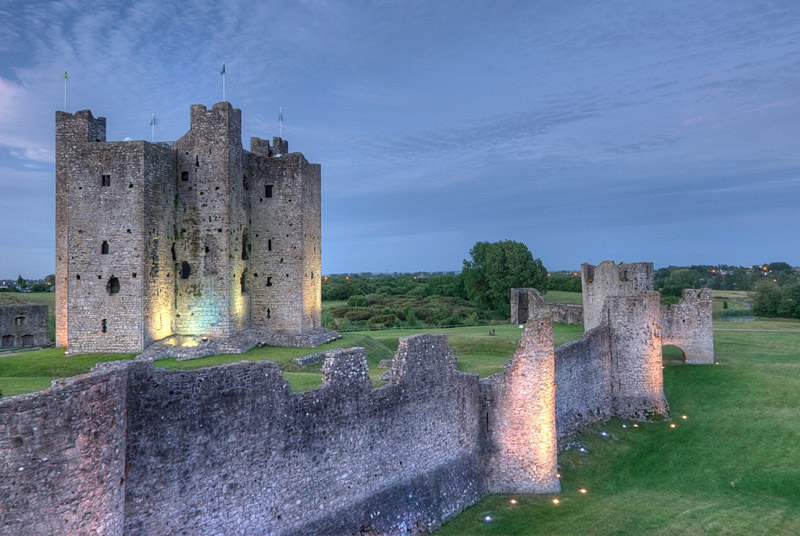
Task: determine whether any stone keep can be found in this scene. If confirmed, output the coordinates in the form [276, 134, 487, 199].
[55, 102, 321, 353]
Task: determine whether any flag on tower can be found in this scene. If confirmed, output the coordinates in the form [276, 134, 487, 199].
[220, 63, 226, 75]
[63, 69, 68, 81]
[150, 114, 157, 127]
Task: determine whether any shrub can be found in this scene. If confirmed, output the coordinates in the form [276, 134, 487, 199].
[347, 294, 368, 307]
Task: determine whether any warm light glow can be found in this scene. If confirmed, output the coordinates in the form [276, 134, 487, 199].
[552, 498, 560, 504]
[510, 499, 518, 505]
[670, 423, 676, 428]
[681, 415, 687, 419]
[711, 269, 716, 273]
[633, 424, 639, 428]
[579, 488, 587, 494]
[345, 276, 350, 280]
[556, 473, 561, 478]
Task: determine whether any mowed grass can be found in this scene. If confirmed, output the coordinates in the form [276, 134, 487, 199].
[543, 290, 583, 306]
[435, 322, 800, 535]
[0, 323, 582, 396]
[0, 292, 56, 340]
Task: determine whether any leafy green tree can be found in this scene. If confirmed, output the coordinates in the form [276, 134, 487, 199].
[461, 240, 547, 316]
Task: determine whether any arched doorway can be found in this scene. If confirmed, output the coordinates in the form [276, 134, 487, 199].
[662, 344, 686, 364]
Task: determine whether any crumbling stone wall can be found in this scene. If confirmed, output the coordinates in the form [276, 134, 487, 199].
[0, 368, 127, 536]
[661, 288, 714, 364]
[554, 325, 612, 440]
[56, 103, 324, 353]
[511, 288, 583, 325]
[124, 335, 485, 535]
[0, 304, 49, 349]
[483, 317, 560, 494]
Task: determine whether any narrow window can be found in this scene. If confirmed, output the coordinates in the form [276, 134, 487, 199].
[267, 308, 271, 319]
[101, 241, 109, 254]
[195, 155, 199, 167]
[171, 243, 176, 261]
[265, 184, 273, 198]
[266, 276, 272, 287]
[107, 277, 120, 295]
[268, 238, 272, 251]
[242, 230, 249, 260]
[241, 270, 247, 294]
[14, 316, 25, 327]
[243, 174, 249, 190]
[181, 171, 189, 182]
[101, 319, 107, 333]
[101, 174, 110, 186]
[76, 274, 80, 280]
[180, 261, 191, 279]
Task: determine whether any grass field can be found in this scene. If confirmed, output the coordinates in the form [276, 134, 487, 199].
[543, 290, 583, 305]
[435, 318, 800, 535]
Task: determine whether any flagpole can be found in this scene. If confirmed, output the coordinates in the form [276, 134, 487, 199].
[151, 113, 155, 143]
[221, 63, 226, 102]
[63, 68, 68, 111]
[279, 106, 282, 138]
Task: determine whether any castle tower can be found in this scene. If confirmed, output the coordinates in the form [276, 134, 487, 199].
[605, 292, 669, 419]
[581, 261, 654, 331]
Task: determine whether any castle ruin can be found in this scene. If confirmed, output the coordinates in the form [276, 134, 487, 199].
[56, 102, 327, 354]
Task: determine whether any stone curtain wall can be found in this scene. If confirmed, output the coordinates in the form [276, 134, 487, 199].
[0, 369, 127, 536]
[510, 288, 583, 325]
[484, 317, 560, 494]
[124, 334, 485, 535]
[0, 304, 49, 348]
[554, 325, 613, 441]
[661, 288, 714, 364]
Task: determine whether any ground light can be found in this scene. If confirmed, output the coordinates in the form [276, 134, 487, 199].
[509, 499, 517, 505]
[579, 488, 587, 494]
[552, 498, 560, 504]
[670, 423, 677, 428]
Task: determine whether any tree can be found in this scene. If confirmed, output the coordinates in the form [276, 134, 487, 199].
[462, 240, 547, 316]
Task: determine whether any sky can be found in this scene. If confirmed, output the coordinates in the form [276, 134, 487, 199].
[1, 0, 799, 278]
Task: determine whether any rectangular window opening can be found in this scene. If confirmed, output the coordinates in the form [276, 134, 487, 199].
[181, 171, 189, 182]
[101, 174, 110, 186]
[265, 184, 273, 198]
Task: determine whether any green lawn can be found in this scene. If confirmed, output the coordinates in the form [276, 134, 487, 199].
[543, 291, 583, 306]
[435, 319, 800, 535]
[0, 291, 56, 341]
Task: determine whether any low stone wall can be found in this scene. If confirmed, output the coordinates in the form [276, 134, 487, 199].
[0, 304, 50, 349]
[554, 325, 612, 441]
[0, 369, 127, 536]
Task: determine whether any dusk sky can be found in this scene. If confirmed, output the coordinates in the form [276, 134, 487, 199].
[1, 0, 799, 278]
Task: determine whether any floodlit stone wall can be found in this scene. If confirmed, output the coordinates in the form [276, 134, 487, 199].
[484, 316, 560, 494]
[56, 103, 324, 353]
[510, 288, 583, 325]
[0, 304, 49, 349]
[0, 368, 127, 536]
[661, 288, 714, 364]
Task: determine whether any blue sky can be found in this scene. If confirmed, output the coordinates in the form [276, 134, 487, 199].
[1, 0, 799, 278]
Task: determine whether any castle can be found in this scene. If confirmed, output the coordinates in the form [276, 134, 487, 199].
[0, 256, 714, 535]
[55, 102, 325, 354]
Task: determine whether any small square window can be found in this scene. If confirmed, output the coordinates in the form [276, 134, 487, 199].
[101, 175, 110, 186]
[14, 316, 25, 327]
[181, 171, 189, 182]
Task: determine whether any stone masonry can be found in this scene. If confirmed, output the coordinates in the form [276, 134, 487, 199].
[55, 102, 325, 354]
[0, 304, 49, 349]
[510, 287, 583, 325]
